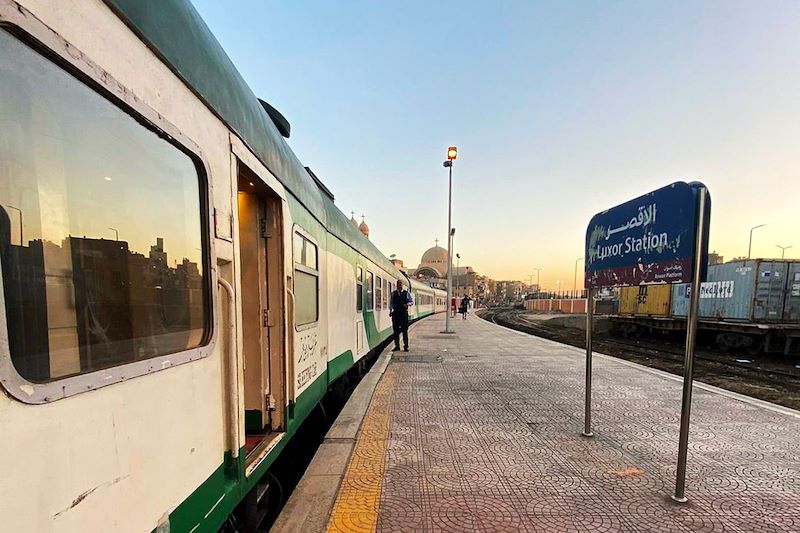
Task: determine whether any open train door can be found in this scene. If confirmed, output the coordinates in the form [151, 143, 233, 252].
[236, 161, 286, 462]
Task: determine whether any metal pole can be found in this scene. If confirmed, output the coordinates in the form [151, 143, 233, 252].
[444, 163, 454, 333]
[456, 255, 460, 299]
[748, 224, 765, 259]
[672, 187, 708, 503]
[573, 260, 578, 296]
[583, 287, 594, 437]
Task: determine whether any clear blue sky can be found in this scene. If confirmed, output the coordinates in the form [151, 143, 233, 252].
[192, 0, 800, 286]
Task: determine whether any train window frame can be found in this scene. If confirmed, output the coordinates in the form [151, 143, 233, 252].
[292, 227, 319, 330]
[0, 20, 217, 404]
[366, 270, 375, 311]
[356, 266, 363, 312]
[376, 275, 383, 310]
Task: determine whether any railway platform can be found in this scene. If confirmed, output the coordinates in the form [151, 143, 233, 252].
[274, 313, 800, 532]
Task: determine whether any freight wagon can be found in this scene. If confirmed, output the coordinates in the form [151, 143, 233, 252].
[611, 260, 800, 354]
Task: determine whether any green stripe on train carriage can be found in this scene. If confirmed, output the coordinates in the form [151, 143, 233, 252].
[165, 365, 328, 532]
[327, 350, 353, 383]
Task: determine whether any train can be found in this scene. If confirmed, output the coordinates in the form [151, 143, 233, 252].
[0, 1, 445, 532]
[524, 260, 800, 355]
[611, 259, 800, 354]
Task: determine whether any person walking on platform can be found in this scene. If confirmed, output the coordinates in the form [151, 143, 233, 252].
[390, 279, 414, 352]
[459, 295, 469, 320]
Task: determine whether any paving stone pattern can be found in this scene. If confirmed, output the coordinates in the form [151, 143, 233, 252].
[372, 315, 800, 532]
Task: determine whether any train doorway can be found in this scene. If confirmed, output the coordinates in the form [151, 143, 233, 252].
[237, 163, 285, 463]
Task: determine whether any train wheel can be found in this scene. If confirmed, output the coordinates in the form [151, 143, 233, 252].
[746, 336, 764, 356]
[715, 334, 731, 353]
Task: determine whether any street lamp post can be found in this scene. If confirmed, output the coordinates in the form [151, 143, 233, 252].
[777, 245, 793, 259]
[456, 253, 461, 298]
[443, 146, 457, 334]
[748, 224, 766, 259]
[572, 257, 584, 313]
[108, 227, 119, 241]
[573, 257, 584, 299]
[555, 280, 563, 298]
[533, 267, 543, 297]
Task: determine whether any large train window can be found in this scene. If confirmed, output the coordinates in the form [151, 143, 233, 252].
[0, 28, 209, 386]
[376, 276, 383, 310]
[293, 231, 318, 326]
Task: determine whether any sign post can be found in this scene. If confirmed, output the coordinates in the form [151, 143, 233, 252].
[672, 186, 709, 503]
[584, 181, 710, 502]
[583, 287, 594, 438]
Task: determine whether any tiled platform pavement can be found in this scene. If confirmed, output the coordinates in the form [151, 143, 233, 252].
[325, 314, 800, 533]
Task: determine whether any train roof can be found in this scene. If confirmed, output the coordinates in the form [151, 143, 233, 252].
[105, 0, 402, 277]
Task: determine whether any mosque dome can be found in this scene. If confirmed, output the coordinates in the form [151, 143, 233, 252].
[359, 216, 370, 238]
[415, 241, 449, 278]
[349, 211, 359, 228]
[421, 245, 448, 265]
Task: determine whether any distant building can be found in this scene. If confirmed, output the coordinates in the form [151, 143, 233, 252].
[358, 216, 369, 239]
[390, 258, 407, 273]
[708, 251, 724, 265]
[411, 240, 484, 296]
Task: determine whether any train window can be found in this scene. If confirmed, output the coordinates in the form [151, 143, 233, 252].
[293, 232, 318, 326]
[0, 28, 208, 385]
[376, 276, 383, 310]
[356, 266, 363, 312]
[366, 271, 374, 311]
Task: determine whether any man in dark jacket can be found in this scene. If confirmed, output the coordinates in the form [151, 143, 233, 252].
[389, 279, 413, 352]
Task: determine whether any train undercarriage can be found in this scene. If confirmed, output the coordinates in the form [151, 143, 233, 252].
[608, 315, 800, 355]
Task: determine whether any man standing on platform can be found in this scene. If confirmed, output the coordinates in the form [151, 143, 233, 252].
[390, 279, 413, 352]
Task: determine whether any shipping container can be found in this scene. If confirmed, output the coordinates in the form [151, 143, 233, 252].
[671, 260, 799, 322]
[785, 262, 800, 321]
[619, 285, 671, 317]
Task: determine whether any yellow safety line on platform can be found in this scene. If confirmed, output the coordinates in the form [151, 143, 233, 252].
[326, 367, 397, 533]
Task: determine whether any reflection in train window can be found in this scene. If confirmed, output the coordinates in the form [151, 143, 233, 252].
[0, 29, 208, 383]
[293, 232, 318, 326]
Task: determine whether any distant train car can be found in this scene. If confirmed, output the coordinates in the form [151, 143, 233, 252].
[672, 260, 800, 322]
[619, 285, 671, 317]
[612, 260, 800, 353]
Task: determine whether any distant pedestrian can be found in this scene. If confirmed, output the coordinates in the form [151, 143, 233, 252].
[390, 280, 413, 352]
[460, 296, 469, 319]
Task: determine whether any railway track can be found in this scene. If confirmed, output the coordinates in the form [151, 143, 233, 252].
[481, 307, 800, 411]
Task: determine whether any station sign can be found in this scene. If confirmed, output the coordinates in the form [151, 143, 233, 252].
[585, 181, 710, 289]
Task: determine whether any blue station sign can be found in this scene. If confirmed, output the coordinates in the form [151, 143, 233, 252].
[585, 181, 710, 289]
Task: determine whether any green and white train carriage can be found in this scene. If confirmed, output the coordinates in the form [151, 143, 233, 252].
[0, 1, 444, 532]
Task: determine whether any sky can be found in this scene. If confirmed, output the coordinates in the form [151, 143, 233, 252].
[192, 0, 800, 289]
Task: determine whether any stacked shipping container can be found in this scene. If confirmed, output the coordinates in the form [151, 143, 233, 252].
[671, 260, 800, 323]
